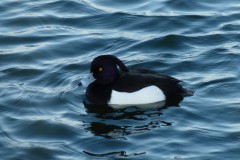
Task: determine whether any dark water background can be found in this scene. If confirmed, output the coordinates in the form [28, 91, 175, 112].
[1, 0, 240, 159]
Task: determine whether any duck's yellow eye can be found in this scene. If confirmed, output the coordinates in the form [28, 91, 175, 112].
[99, 67, 103, 72]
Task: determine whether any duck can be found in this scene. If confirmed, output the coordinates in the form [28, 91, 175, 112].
[80, 55, 193, 109]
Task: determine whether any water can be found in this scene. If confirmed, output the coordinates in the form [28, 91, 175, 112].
[1, 0, 240, 159]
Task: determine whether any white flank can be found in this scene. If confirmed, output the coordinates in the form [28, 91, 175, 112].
[108, 85, 165, 108]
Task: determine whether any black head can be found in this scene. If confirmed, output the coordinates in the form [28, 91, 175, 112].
[90, 55, 129, 85]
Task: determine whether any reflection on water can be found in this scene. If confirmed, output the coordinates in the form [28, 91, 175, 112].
[83, 100, 179, 139]
[83, 150, 146, 158]
[77, 99, 180, 159]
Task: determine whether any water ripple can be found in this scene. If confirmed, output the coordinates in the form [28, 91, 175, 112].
[1, 0, 240, 160]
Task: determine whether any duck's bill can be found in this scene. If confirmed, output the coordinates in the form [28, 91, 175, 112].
[80, 73, 96, 87]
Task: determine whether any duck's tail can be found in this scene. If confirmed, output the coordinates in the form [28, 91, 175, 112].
[182, 88, 194, 97]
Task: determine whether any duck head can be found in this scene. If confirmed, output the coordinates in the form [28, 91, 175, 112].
[80, 55, 129, 87]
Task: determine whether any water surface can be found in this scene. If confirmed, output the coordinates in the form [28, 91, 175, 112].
[1, 0, 240, 159]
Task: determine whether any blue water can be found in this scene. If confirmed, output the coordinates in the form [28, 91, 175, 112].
[1, 0, 240, 159]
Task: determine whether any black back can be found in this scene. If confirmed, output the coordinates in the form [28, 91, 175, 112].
[112, 71, 185, 102]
